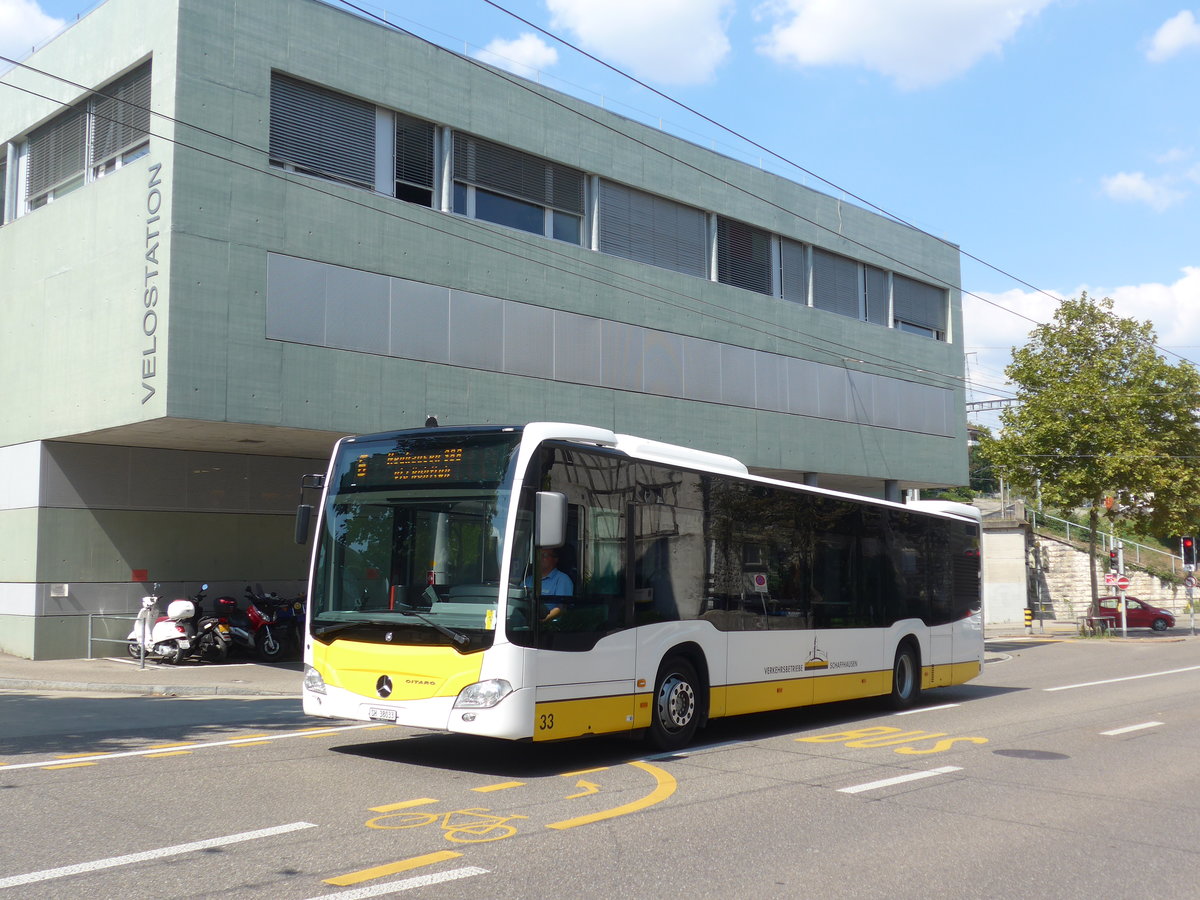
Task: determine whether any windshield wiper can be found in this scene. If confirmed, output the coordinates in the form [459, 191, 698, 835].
[392, 586, 470, 646]
[313, 619, 396, 637]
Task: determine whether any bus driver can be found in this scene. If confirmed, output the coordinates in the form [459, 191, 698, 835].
[527, 547, 574, 622]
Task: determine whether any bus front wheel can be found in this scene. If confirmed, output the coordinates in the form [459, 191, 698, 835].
[648, 656, 700, 750]
[889, 642, 921, 710]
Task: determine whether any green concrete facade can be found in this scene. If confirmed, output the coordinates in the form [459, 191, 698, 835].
[1, 0, 967, 657]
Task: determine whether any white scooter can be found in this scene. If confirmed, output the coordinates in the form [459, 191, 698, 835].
[127, 584, 196, 665]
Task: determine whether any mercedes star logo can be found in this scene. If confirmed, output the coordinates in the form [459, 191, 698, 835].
[376, 675, 393, 698]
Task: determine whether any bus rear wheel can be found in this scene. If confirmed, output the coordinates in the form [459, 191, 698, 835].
[889, 642, 921, 710]
[648, 656, 700, 751]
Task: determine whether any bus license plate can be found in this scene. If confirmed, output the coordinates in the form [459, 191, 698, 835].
[368, 707, 397, 722]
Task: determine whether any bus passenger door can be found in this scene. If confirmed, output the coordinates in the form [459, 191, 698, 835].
[531, 491, 638, 740]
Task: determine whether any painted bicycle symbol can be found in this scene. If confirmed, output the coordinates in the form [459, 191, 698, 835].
[366, 806, 528, 843]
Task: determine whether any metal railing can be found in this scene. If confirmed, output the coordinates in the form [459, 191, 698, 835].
[86, 613, 137, 660]
[1026, 509, 1182, 574]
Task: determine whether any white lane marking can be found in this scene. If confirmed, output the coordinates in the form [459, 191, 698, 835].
[895, 703, 960, 715]
[1045, 664, 1200, 692]
[1101, 721, 1164, 736]
[0, 723, 379, 772]
[838, 766, 962, 795]
[304, 867, 488, 899]
[0, 822, 316, 889]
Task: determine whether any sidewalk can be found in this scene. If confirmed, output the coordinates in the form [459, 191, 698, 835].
[0, 652, 302, 697]
[0, 621, 1188, 698]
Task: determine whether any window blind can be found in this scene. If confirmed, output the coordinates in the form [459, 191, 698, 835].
[893, 274, 946, 333]
[864, 265, 888, 326]
[395, 112, 435, 191]
[717, 217, 772, 295]
[26, 103, 87, 199]
[597, 180, 706, 278]
[269, 73, 375, 188]
[779, 238, 807, 305]
[453, 133, 583, 215]
[90, 61, 152, 167]
[811, 248, 860, 320]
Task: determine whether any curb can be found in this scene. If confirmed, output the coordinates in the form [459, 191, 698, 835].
[0, 677, 297, 698]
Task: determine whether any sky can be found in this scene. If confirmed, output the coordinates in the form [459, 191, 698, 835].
[4, 0, 1199, 430]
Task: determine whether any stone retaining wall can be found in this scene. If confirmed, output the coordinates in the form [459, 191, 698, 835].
[1033, 534, 1189, 620]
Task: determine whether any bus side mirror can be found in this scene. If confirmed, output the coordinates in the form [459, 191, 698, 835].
[535, 491, 567, 548]
[295, 504, 313, 544]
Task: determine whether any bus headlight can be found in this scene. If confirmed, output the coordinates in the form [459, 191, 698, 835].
[303, 665, 327, 694]
[454, 679, 513, 709]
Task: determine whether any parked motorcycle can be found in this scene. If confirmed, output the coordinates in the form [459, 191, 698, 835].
[190, 586, 232, 663]
[216, 585, 294, 662]
[127, 583, 227, 665]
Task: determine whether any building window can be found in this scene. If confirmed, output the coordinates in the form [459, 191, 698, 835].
[597, 180, 707, 277]
[893, 274, 947, 339]
[452, 133, 584, 243]
[717, 217, 773, 295]
[811, 248, 860, 320]
[26, 102, 87, 208]
[269, 73, 375, 189]
[19, 60, 152, 214]
[864, 264, 888, 326]
[779, 238, 808, 305]
[91, 61, 151, 177]
[394, 112, 435, 206]
[808, 249, 900, 332]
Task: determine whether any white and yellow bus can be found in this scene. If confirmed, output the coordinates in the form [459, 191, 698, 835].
[300, 422, 982, 750]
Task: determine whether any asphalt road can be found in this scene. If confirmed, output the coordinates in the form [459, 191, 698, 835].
[3, 636, 1200, 898]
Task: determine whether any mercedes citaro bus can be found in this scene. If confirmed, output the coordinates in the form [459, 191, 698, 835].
[298, 422, 982, 750]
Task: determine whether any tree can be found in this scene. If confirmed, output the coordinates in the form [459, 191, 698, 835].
[981, 293, 1200, 605]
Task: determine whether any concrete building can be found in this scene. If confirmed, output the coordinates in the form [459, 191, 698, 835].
[0, 0, 968, 658]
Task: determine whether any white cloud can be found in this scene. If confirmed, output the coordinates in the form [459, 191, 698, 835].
[0, 0, 65, 63]
[963, 269, 1200, 421]
[1101, 171, 1188, 211]
[1147, 9, 1200, 63]
[474, 33, 559, 79]
[755, 0, 1053, 90]
[546, 0, 733, 85]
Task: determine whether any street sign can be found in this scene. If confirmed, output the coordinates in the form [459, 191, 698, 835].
[1186, 575, 1197, 589]
[1116, 575, 1131, 591]
[1104, 573, 1116, 586]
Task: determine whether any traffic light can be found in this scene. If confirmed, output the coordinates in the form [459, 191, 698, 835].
[1182, 536, 1197, 569]
[1109, 549, 1119, 573]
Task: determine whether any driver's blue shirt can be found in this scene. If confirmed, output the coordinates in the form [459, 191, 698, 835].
[527, 567, 573, 597]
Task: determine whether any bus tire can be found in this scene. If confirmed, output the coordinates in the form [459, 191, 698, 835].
[648, 656, 701, 751]
[889, 641, 921, 710]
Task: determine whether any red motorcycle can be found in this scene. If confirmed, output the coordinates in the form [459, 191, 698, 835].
[215, 585, 293, 662]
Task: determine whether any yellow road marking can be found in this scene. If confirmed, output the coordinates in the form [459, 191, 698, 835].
[230, 741, 272, 748]
[147, 751, 193, 758]
[324, 851, 462, 886]
[148, 742, 196, 750]
[561, 766, 609, 776]
[472, 781, 525, 793]
[369, 798, 438, 813]
[566, 780, 599, 799]
[54, 753, 99, 759]
[43, 762, 97, 770]
[546, 761, 675, 830]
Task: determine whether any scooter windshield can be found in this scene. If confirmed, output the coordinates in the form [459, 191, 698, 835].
[309, 432, 521, 652]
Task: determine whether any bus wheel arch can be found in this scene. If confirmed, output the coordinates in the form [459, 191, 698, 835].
[647, 645, 707, 750]
[888, 637, 921, 710]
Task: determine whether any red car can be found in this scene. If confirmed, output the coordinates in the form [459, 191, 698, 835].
[1087, 596, 1175, 632]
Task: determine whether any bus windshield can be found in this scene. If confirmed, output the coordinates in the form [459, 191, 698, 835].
[309, 431, 522, 651]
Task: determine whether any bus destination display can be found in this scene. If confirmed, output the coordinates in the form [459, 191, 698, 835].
[341, 436, 518, 490]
